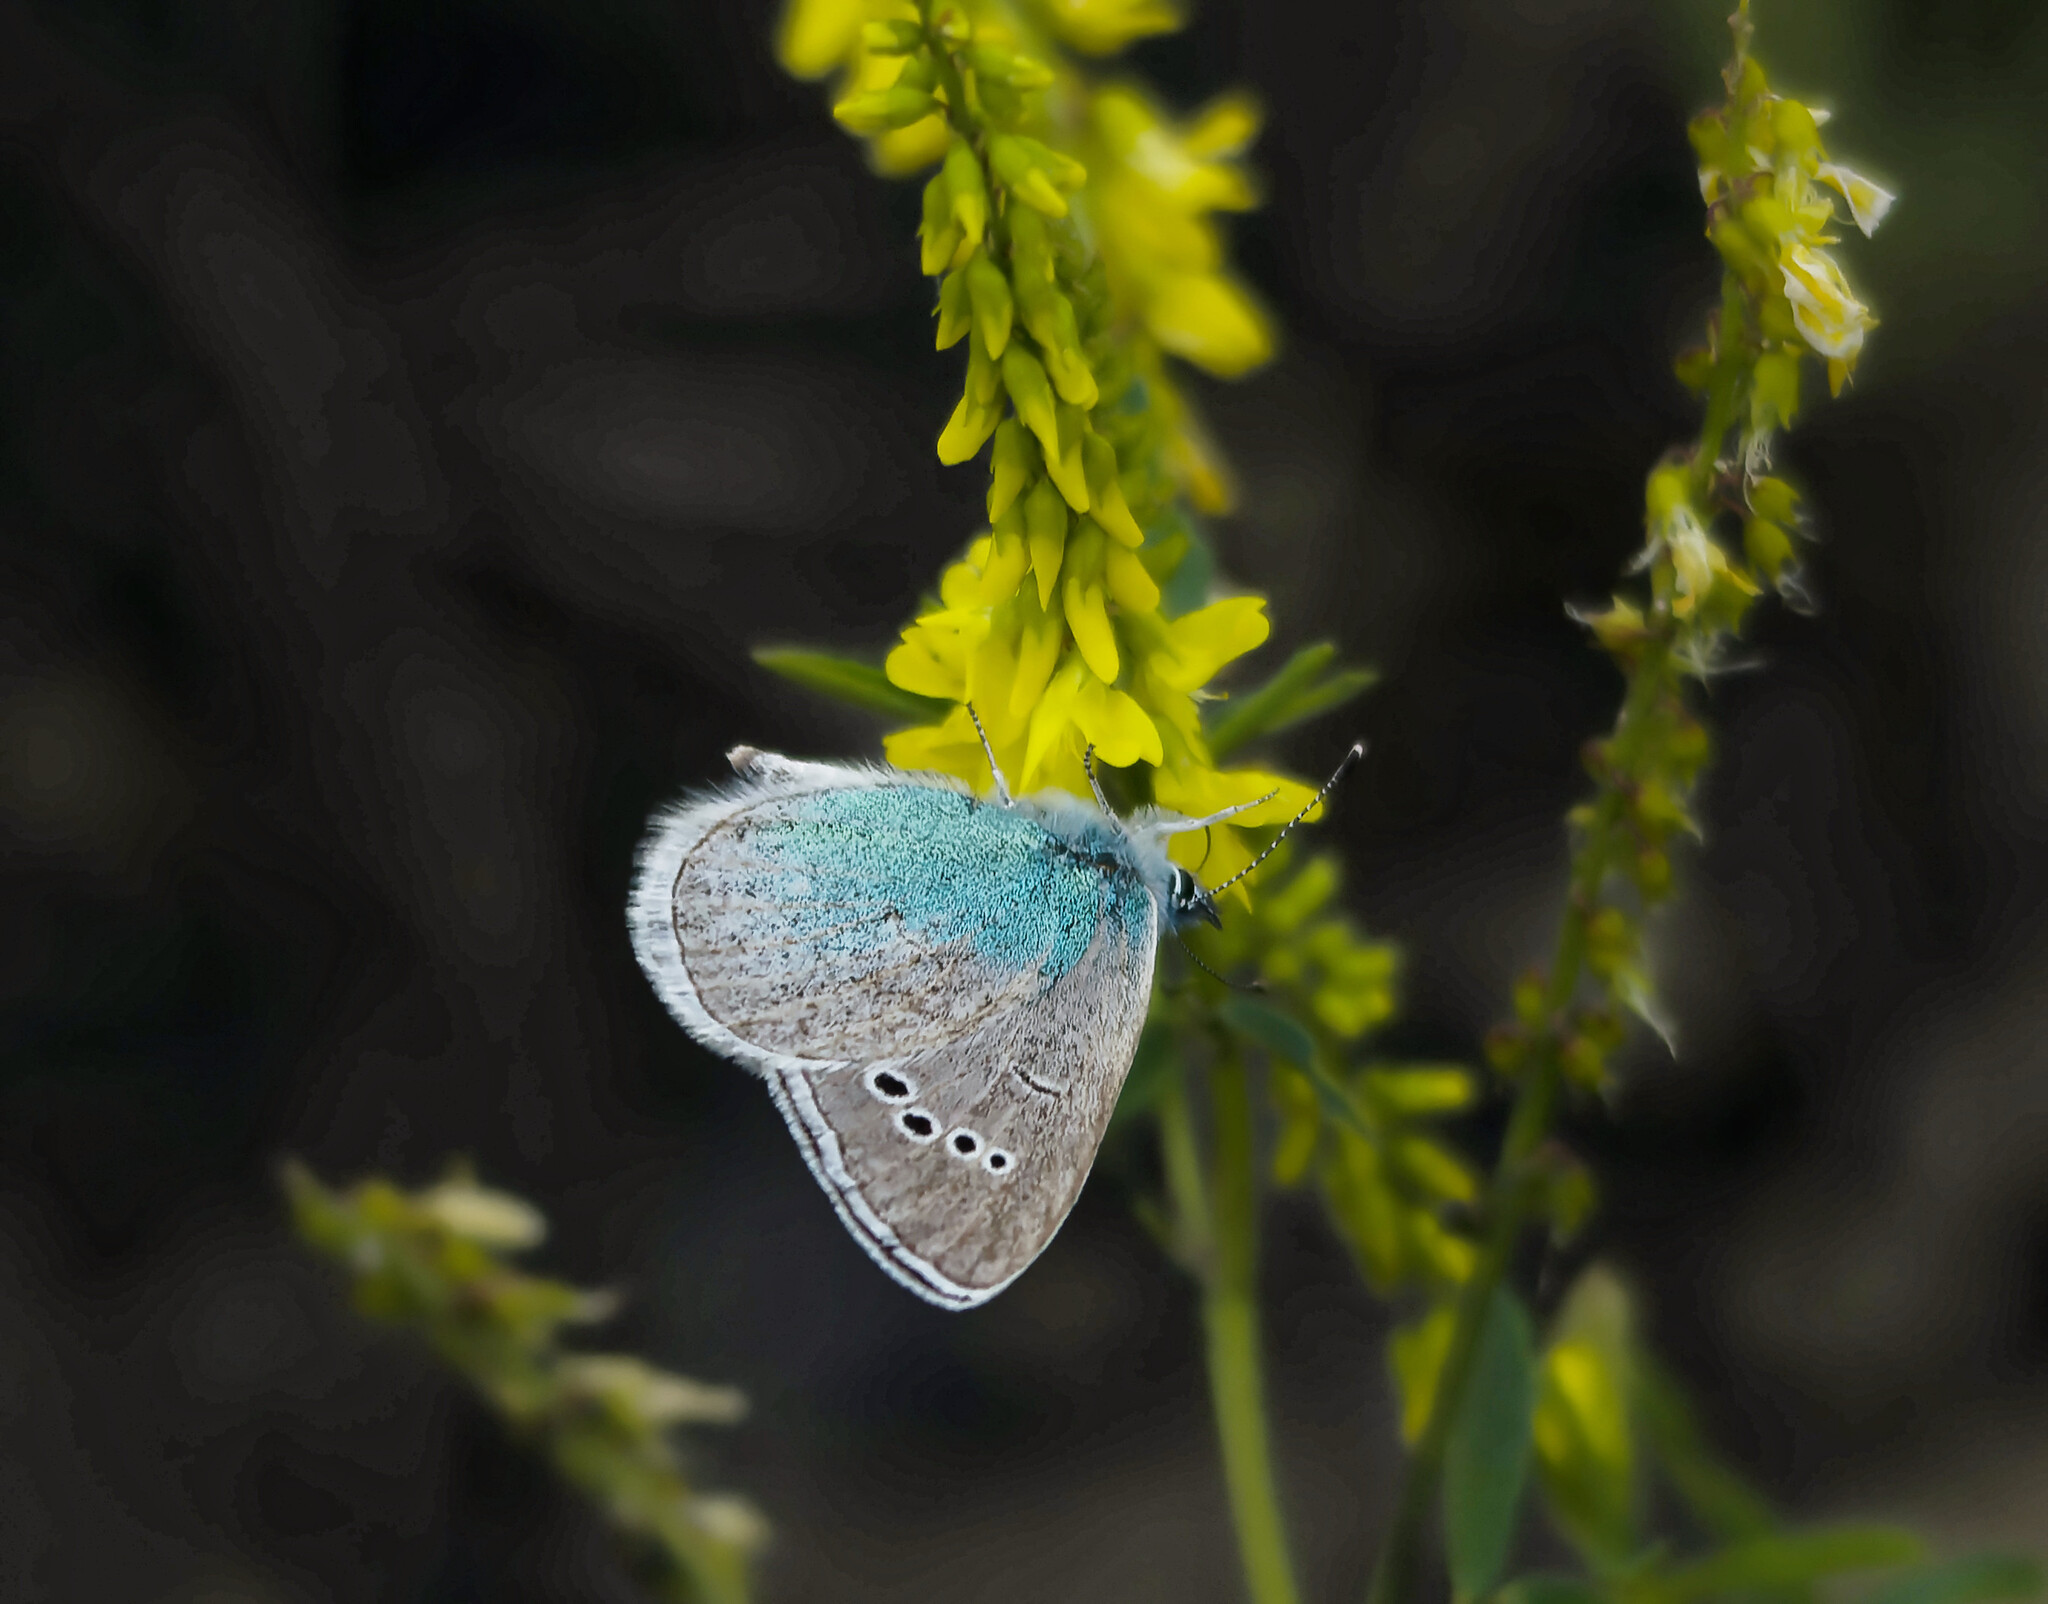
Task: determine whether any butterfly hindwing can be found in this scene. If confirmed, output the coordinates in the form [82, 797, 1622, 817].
[629, 752, 1160, 1308]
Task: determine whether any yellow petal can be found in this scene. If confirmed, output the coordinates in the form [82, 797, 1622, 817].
[775, 0, 865, 78]
[1146, 273, 1274, 378]
[1008, 607, 1064, 719]
[1105, 540, 1161, 611]
[1816, 162, 1896, 237]
[886, 629, 965, 701]
[1182, 91, 1262, 160]
[1040, 0, 1180, 56]
[870, 114, 951, 176]
[1023, 658, 1085, 788]
[1072, 677, 1162, 767]
[1064, 576, 1119, 682]
[1158, 595, 1268, 689]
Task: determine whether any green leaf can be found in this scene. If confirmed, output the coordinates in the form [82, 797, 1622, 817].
[752, 647, 952, 723]
[1496, 1577, 1607, 1604]
[1214, 997, 1381, 1146]
[1864, 1555, 2046, 1604]
[1444, 1288, 1537, 1601]
[1217, 996, 1317, 1067]
[1661, 1526, 1925, 1600]
[1633, 1354, 1775, 1540]
[1206, 641, 1378, 760]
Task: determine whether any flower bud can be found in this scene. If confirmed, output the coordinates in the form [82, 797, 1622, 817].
[860, 19, 924, 54]
[832, 84, 935, 134]
[1081, 433, 1145, 546]
[987, 419, 1037, 523]
[964, 254, 1013, 358]
[966, 44, 1054, 88]
[942, 137, 987, 249]
[934, 267, 970, 350]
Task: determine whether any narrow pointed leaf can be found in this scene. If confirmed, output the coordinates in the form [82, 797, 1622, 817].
[1865, 1555, 2046, 1604]
[1634, 1354, 1774, 1540]
[1444, 1287, 1537, 1600]
[753, 648, 953, 723]
[1217, 996, 1317, 1069]
[1497, 1578, 1607, 1604]
[1206, 641, 1378, 760]
[1662, 1527, 1925, 1600]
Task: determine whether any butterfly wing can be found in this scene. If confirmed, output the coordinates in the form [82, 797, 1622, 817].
[629, 750, 1158, 1308]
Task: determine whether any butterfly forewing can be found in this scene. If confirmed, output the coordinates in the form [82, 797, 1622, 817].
[630, 758, 1159, 1309]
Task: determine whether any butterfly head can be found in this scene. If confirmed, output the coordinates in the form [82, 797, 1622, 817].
[1167, 863, 1222, 929]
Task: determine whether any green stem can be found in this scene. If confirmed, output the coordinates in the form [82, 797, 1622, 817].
[1164, 1053, 1303, 1604]
[1206, 1051, 1303, 1604]
[1366, 644, 1675, 1604]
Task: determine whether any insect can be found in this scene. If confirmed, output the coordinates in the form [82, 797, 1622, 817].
[628, 713, 1360, 1310]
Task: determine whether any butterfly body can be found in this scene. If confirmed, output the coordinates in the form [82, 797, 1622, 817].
[629, 747, 1181, 1309]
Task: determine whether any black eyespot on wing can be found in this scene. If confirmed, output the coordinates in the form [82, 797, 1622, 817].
[951, 1130, 978, 1156]
[868, 1068, 912, 1102]
[984, 1149, 1012, 1173]
[899, 1109, 936, 1140]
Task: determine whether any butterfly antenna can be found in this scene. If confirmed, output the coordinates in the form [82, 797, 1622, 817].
[1208, 742, 1367, 897]
[965, 702, 1013, 805]
[1175, 930, 1265, 993]
[1082, 744, 1113, 812]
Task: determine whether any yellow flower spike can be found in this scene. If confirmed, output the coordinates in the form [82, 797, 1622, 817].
[1815, 162, 1895, 237]
[1081, 433, 1146, 546]
[1061, 523, 1120, 682]
[1023, 478, 1069, 606]
[1073, 675, 1163, 767]
[1104, 538, 1160, 612]
[776, 0, 865, 78]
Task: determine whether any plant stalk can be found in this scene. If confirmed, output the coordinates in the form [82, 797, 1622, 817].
[1366, 641, 1676, 1604]
[1165, 1053, 1304, 1604]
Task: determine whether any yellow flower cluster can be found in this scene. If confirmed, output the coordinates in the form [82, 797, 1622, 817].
[776, 0, 1302, 892]
[1690, 30, 1894, 400]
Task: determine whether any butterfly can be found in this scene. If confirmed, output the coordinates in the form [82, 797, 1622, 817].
[628, 719, 1359, 1309]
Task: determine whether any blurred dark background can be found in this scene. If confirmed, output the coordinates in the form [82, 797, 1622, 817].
[4, 0, 2046, 1597]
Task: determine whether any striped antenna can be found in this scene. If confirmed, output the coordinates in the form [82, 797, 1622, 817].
[1207, 742, 1366, 897]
